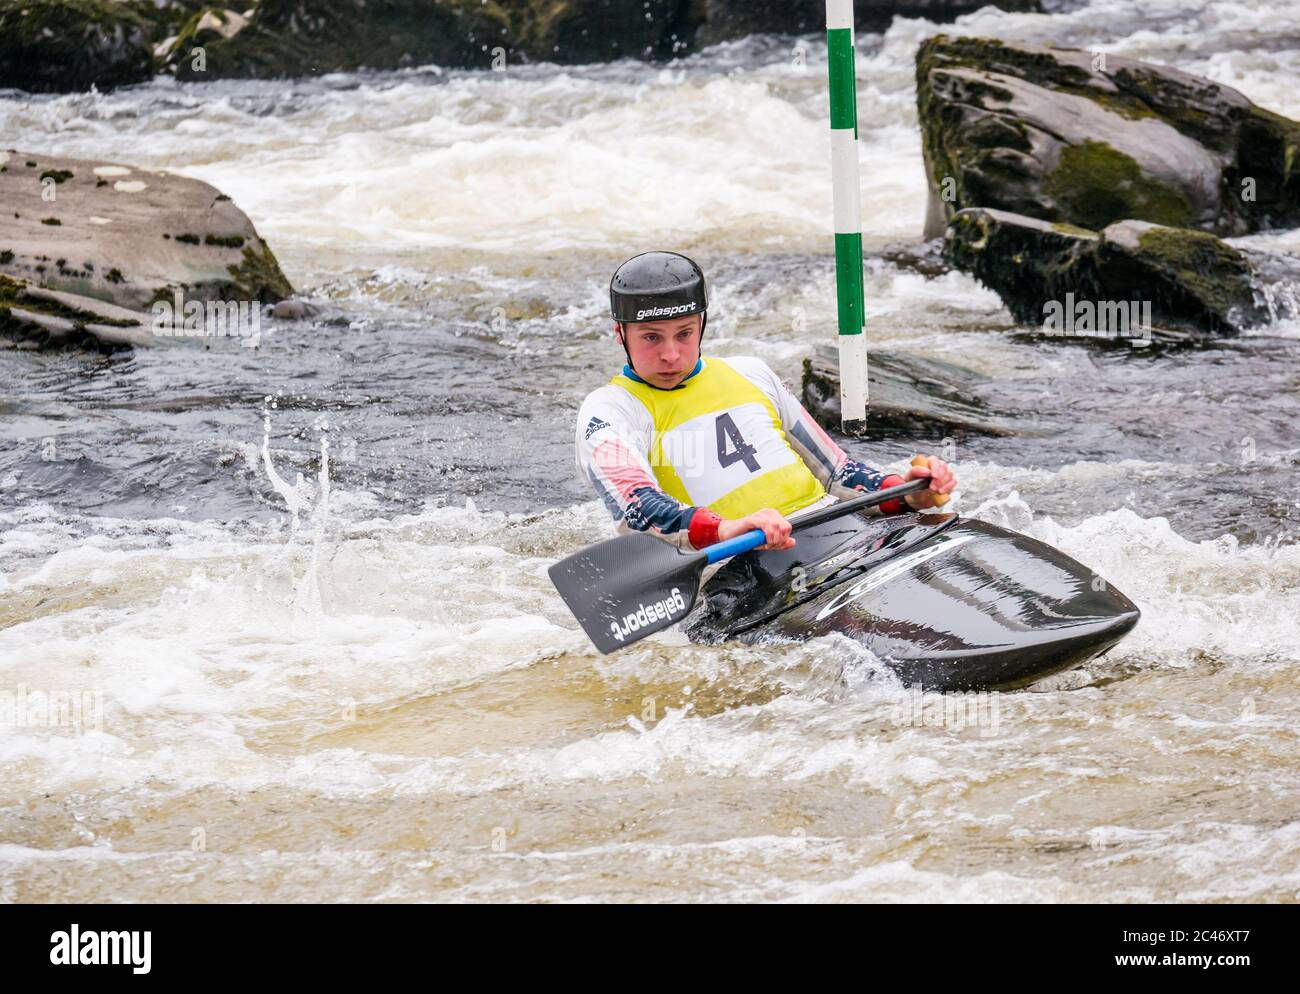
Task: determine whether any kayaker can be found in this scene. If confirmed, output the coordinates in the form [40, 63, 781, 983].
[575, 251, 956, 552]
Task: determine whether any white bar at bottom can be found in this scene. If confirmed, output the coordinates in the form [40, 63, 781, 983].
[838, 332, 867, 423]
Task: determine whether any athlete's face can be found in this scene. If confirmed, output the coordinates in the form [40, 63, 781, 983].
[617, 314, 703, 390]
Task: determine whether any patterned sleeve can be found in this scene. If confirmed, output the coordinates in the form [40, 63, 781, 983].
[575, 387, 723, 549]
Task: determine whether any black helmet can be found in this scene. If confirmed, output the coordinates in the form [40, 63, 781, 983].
[610, 251, 708, 326]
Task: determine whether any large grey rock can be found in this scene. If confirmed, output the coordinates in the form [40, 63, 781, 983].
[0, 149, 292, 313]
[918, 35, 1300, 239]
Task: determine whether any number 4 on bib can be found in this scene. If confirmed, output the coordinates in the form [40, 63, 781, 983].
[715, 412, 760, 473]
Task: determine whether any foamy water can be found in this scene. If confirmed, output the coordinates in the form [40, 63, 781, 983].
[1, 476, 1297, 901]
[5, 0, 1296, 265]
[1, 0, 1298, 902]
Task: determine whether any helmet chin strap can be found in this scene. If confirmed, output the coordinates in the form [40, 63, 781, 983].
[617, 322, 632, 366]
[617, 314, 707, 385]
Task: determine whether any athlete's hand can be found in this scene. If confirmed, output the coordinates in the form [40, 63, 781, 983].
[717, 508, 796, 551]
[904, 455, 956, 509]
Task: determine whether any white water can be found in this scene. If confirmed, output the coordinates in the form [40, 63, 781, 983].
[4, 0, 1296, 266]
[1, 468, 1297, 900]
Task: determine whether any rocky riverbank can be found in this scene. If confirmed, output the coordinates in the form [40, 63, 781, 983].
[1, 0, 1042, 92]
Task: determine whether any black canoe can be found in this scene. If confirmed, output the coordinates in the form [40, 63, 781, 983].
[685, 510, 1140, 691]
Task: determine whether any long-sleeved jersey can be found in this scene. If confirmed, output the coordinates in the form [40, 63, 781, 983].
[575, 355, 907, 550]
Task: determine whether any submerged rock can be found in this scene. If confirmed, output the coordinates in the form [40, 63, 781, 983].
[0, 274, 153, 351]
[942, 207, 1292, 338]
[917, 35, 1300, 239]
[270, 298, 320, 320]
[801, 344, 1037, 438]
[0, 150, 292, 314]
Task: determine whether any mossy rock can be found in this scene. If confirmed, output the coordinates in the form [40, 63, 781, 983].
[163, 1, 1047, 80]
[1044, 141, 1194, 230]
[124, 0, 212, 39]
[1101, 221, 1256, 330]
[0, 275, 140, 327]
[159, 7, 253, 71]
[918, 34, 1300, 238]
[0, 0, 156, 93]
[945, 208, 1106, 327]
[175, 0, 504, 79]
[944, 207, 1269, 338]
[1, 274, 151, 352]
[0, 275, 26, 307]
[172, 0, 704, 78]
[228, 243, 293, 302]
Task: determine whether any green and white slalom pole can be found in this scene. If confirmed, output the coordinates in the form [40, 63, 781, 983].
[826, 0, 867, 427]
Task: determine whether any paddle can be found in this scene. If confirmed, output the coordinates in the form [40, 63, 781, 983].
[549, 477, 932, 654]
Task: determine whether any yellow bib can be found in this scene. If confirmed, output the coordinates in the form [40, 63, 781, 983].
[611, 358, 826, 520]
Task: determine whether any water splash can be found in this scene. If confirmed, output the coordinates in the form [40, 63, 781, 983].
[261, 401, 314, 535]
[259, 398, 334, 618]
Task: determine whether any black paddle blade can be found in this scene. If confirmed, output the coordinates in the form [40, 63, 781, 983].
[548, 533, 707, 654]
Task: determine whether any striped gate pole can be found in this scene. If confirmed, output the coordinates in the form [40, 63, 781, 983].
[826, 0, 867, 426]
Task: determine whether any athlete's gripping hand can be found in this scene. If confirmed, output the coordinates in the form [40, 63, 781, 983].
[717, 508, 796, 551]
[904, 454, 956, 510]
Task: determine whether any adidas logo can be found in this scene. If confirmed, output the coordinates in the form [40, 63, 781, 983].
[585, 416, 611, 440]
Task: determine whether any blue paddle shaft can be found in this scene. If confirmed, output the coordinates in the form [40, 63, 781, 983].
[699, 478, 931, 566]
[704, 530, 766, 564]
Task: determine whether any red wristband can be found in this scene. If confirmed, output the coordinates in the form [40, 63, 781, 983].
[687, 508, 722, 549]
[878, 474, 908, 514]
